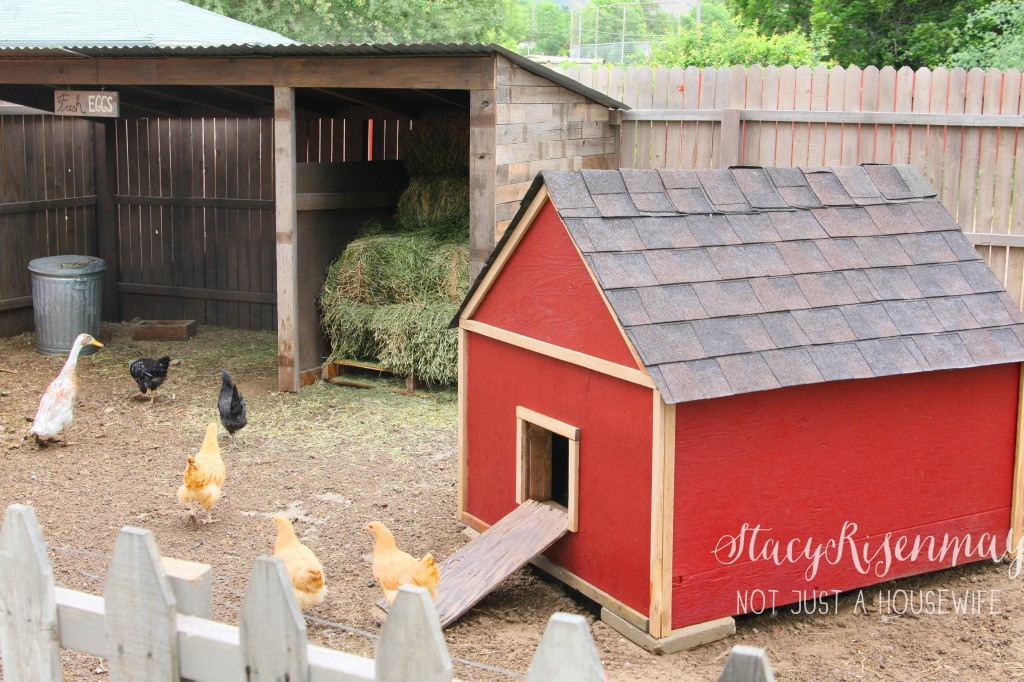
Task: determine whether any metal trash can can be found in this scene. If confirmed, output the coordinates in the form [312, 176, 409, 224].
[28, 255, 106, 355]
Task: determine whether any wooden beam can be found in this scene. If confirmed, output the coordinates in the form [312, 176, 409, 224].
[461, 319, 656, 389]
[515, 406, 580, 440]
[117, 283, 275, 305]
[965, 232, 1024, 249]
[295, 192, 400, 212]
[274, 86, 299, 392]
[272, 57, 494, 90]
[621, 108, 1024, 128]
[94, 120, 118, 322]
[469, 87, 497, 279]
[113, 195, 273, 210]
[307, 88, 421, 119]
[460, 187, 548, 320]
[0, 296, 32, 312]
[457, 328, 468, 520]
[718, 108, 741, 169]
[0, 195, 97, 215]
[648, 393, 675, 639]
[1012, 363, 1024, 558]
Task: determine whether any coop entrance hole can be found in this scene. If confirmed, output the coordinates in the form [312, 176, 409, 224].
[516, 407, 579, 531]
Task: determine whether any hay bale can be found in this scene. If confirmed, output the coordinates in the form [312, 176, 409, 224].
[322, 234, 469, 307]
[394, 176, 470, 240]
[370, 302, 460, 385]
[403, 113, 469, 177]
[319, 299, 377, 362]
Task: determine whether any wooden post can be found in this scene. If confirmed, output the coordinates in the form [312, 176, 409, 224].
[719, 108, 741, 168]
[1011, 363, 1024, 557]
[240, 556, 309, 682]
[93, 120, 119, 321]
[375, 586, 452, 682]
[469, 87, 497, 281]
[649, 392, 675, 638]
[104, 527, 179, 682]
[275, 86, 300, 392]
[0, 504, 62, 681]
[526, 613, 605, 682]
[717, 645, 775, 682]
[160, 556, 213, 619]
[456, 327, 468, 519]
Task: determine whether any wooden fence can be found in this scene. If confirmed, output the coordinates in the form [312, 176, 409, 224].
[0, 111, 408, 336]
[554, 64, 1024, 307]
[0, 504, 775, 681]
[0, 114, 97, 337]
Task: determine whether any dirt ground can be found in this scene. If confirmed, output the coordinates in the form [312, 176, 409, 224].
[1, 323, 1022, 681]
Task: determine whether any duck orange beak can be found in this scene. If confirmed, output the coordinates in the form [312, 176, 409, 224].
[90, 339, 104, 348]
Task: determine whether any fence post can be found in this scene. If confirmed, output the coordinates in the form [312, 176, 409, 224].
[239, 556, 309, 682]
[375, 586, 452, 682]
[0, 504, 62, 682]
[717, 644, 775, 682]
[719, 108, 742, 168]
[104, 527, 180, 681]
[526, 613, 605, 682]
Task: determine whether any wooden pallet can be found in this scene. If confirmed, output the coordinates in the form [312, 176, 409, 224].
[322, 360, 423, 392]
[379, 500, 570, 628]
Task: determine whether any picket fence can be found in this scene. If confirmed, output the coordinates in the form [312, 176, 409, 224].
[553, 64, 1024, 308]
[0, 505, 774, 682]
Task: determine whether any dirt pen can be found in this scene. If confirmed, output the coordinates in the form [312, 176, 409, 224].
[0, 324, 1022, 680]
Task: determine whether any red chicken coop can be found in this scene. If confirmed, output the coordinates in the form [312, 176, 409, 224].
[452, 165, 1024, 652]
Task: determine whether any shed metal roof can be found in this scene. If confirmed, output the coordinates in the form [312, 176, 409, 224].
[0, 41, 627, 111]
[0, 0, 295, 47]
[467, 165, 1024, 404]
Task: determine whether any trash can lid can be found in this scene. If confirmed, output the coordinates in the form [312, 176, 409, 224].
[28, 255, 106, 276]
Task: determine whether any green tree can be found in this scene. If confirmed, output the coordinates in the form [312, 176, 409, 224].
[946, 0, 1024, 69]
[727, 0, 812, 34]
[677, 0, 730, 31]
[506, 0, 572, 55]
[643, 15, 828, 68]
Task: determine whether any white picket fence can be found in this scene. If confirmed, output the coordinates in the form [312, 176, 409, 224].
[0, 504, 775, 681]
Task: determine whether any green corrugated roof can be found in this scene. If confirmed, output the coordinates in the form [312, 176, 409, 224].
[0, 0, 295, 47]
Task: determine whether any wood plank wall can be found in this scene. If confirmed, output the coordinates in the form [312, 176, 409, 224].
[0, 115, 96, 336]
[555, 64, 1024, 308]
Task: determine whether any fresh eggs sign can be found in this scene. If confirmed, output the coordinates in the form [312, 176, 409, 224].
[54, 90, 119, 117]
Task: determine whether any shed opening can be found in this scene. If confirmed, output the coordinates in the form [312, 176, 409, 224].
[516, 406, 579, 531]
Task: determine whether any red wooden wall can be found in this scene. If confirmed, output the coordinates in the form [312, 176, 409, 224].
[466, 200, 654, 614]
[671, 364, 1020, 628]
[473, 201, 639, 369]
[465, 333, 654, 614]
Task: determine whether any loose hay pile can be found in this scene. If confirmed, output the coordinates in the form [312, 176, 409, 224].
[319, 114, 470, 386]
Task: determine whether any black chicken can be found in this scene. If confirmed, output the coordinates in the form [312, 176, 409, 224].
[129, 356, 171, 403]
[218, 369, 247, 445]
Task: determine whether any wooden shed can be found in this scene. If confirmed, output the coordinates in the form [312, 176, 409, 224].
[0, 40, 624, 390]
[453, 165, 1024, 651]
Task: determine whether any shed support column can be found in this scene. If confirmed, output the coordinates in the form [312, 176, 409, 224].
[469, 88, 497, 280]
[93, 120, 119, 321]
[649, 393, 675, 638]
[274, 86, 299, 392]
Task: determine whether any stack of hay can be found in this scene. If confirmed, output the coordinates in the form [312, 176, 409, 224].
[319, 114, 470, 385]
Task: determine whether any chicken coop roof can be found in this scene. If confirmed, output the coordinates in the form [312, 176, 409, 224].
[465, 165, 1024, 404]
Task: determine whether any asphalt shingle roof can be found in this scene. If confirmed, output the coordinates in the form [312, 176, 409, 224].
[474, 165, 1024, 404]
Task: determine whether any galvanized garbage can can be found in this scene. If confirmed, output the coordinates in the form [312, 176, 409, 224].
[28, 255, 106, 355]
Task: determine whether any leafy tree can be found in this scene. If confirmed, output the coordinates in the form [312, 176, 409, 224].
[642, 16, 828, 68]
[727, 0, 812, 35]
[946, 0, 1024, 70]
[505, 0, 572, 55]
[677, 0, 731, 31]
[808, 0, 986, 68]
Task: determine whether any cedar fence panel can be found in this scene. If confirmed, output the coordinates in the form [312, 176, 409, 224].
[557, 64, 1024, 307]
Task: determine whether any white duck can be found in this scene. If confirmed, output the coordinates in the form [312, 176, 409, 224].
[29, 333, 104, 446]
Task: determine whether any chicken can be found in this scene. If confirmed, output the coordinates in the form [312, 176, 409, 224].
[218, 369, 247, 445]
[29, 333, 104, 446]
[364, 521, 440, 604]
[176, 423, 226, 526]
[129, 356, 171, 403]
[273, 516, 326, 610]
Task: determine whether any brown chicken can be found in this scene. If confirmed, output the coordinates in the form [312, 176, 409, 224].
[364, 521, 440, 604]
[273, 516, 326, 610]
[176, 423, 226, 526]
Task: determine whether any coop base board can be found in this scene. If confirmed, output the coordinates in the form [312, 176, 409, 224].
[600, 607, 735, 655]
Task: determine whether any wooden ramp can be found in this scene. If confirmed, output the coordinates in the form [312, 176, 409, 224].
[380, 500, 570, 628]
